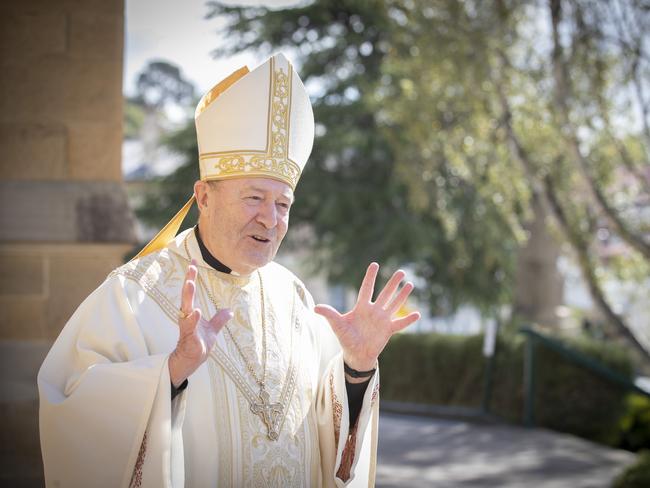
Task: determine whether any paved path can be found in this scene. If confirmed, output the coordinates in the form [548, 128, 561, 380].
[376, 413, 636, 488]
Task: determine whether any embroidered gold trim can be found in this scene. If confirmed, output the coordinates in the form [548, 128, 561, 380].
[330, 371, 343, 446]
[371, 381, 380, 406]
[199, 153, 301, 188]
[208, 288, 299, 441]
[269, 62, 290, 159]
[337, 427, 357, 482]
[110, 263, 179, 324]
[179, 234, 299, 440]
[129, 431, 147, 488]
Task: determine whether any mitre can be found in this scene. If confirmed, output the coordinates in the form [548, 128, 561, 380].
[133, 53, 314, 260]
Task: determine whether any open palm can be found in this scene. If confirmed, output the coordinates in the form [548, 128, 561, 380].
[314, 262, 420, 372]
[169, 260, 232, 386]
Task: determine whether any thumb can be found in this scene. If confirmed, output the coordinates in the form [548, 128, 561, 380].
[314, 304, 344, 330]
[314, 304, 342, 320]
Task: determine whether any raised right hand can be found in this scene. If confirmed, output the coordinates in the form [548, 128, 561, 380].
[168, 259, 232, 387]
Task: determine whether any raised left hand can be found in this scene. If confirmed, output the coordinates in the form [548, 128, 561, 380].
[314, 262, 421, 374]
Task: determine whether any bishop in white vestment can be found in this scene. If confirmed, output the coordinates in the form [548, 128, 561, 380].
[38, 53, 420, 488]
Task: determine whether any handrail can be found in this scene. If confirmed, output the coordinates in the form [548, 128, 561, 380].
[520, 326, 650, 397]
[519, 325, 650, 426]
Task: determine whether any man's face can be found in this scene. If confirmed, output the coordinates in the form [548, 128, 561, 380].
[195, 177, 294, 275]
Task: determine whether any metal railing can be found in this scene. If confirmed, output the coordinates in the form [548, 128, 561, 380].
[520, 326, 650, 427]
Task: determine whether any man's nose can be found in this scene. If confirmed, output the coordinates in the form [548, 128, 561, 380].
[256, 201, 278, 229]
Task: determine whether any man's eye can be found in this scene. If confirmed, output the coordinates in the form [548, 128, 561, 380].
[277, 202, 290, 209]
[247, 196, 262, 201]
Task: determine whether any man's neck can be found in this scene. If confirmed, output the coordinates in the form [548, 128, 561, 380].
[193, 225, 232, 274]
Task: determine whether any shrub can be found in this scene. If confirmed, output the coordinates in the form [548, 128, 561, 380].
[612, 450, 650, 488]
[380, 333, 486, 406]
[533, 337, 632, 446]
[380, 331, 637, 447]
[617, 394, 650, 452]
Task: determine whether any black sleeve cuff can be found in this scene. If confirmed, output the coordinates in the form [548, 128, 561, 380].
[345, 377, 371, 428]
[171, 379, 188, 401]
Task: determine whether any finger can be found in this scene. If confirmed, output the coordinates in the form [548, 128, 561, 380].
[207, 308, 233, 334]
[375, 269, 406, 307]
[181, 261, 198, 314]
[386, 281, 414, 315]
[179, 308, 201, 336]
[391, 311, 421, 332]
[356, 262, 379, 304]
[181, 276, 197, 315]
[314, 304, 344, 334]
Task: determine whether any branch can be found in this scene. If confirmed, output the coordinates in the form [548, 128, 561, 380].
[607, 0, 650, 157]
[590, 69, 650, 193]
[549, 0, 650, 261]
[609, 131, 650, 194]
[492, 50, 650, 361]
[542, 172, 650, 360]
[630, 49, 650, 155]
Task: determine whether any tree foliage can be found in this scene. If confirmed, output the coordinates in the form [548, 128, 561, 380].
[132, 60, 196, 110]
[202, 0, 529, 314]
[137, 0, 650, 357]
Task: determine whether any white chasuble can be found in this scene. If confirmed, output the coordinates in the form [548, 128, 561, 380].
[38, 229, 379, 487]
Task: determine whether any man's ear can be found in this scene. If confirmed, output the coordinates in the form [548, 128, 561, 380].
[194, 180, 209, 212]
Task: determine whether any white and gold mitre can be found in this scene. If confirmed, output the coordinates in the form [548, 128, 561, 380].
[132, 53, 314, 260]
[195, 53, 314, 190]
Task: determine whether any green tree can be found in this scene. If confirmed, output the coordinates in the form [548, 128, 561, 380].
[128, 61, 201, 230]
[202, 0, 521, 316]
[137, 1, 649, 361]
[204, 0, 649, 358]
[135, 122, 201, 229]
[132, 60, 195, 110]
[487, 0, 650, 359]
[371, 0, 650, 358]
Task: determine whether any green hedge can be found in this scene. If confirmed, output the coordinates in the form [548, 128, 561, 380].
[618, 395, 650, 452]
[612, 450, 650, 488]
[380, 331, 639, 447]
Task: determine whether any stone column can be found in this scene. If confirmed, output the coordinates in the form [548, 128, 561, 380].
[0, 0, 133, 485]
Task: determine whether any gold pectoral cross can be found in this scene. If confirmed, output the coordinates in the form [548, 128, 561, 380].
[250, 388, 283, 441]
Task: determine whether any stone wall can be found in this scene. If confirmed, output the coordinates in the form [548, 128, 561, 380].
[0, 0, 132, 485]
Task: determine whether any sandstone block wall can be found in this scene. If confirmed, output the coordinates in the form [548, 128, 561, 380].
[0, 0, 132, 485]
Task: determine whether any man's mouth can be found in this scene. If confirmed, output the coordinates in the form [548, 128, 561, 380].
[250, 235, 271, 243]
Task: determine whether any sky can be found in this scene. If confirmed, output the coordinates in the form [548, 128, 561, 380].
[123, 0, 302, 96]
[121, 1, 303, 175]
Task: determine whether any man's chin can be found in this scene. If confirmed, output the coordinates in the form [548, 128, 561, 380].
[236, 253, 275, 274]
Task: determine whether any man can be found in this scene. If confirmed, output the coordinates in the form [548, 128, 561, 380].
[38, 53, 419, 487]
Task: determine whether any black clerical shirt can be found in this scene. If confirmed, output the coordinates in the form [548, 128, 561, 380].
[171, 226, 371, 427]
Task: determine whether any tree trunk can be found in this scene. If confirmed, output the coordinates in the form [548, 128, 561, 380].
[492, 66, 650, 361]
[513, 195, 564, 329]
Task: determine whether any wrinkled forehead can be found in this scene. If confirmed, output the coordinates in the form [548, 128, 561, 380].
[211, 176, 294, 200]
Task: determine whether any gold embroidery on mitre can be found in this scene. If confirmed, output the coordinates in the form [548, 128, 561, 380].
[199, 57, 301, 189]
[200, 152, 301, 188]
[269, 65, 290, 159]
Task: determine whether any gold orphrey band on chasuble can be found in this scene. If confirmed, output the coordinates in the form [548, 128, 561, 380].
[199, 57, 302, 189]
